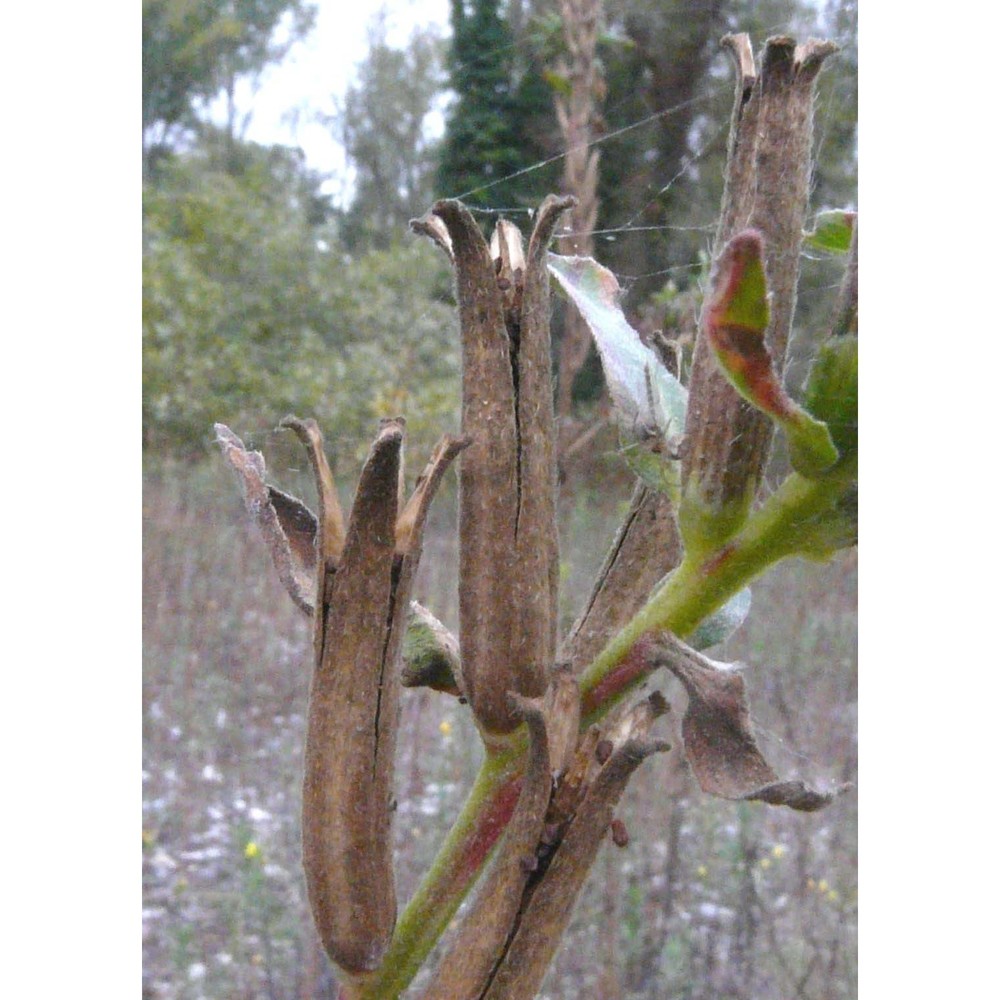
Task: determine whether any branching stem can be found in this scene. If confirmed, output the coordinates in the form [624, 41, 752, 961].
[359, 458, 854, 997]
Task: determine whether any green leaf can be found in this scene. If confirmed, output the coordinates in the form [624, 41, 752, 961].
[704, 231, 839, 479]
[687, 587, 752, 650]
[804, 210, 856, 254]
[547, 252, 687, 439]
[802, 336, 858, 459]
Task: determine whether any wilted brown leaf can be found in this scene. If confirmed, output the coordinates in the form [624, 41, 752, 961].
[647, 632, 838, 811]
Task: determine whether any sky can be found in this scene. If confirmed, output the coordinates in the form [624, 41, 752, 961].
[209, 0, 450, 203]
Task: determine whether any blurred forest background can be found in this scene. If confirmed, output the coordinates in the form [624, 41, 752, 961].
[142, 1, 858, 997]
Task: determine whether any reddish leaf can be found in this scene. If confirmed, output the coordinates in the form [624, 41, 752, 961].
[704, 232, 838, 478]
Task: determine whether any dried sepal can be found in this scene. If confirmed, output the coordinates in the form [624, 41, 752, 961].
[279, 415, 346, 567]
[396, 434, 470, 556]
[279, 415, 349, 663]
[214, 423, 316, 615]
[646, 631, 840, 811]
[409, 210, 455, 263]
[419, 693, 554, 1000]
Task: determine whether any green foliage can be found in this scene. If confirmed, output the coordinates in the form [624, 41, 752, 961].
[686, 585, 751, 649]
[802, 335, 858, 459]
[548, 252, 687, 441]
[143, 138, 459, 460]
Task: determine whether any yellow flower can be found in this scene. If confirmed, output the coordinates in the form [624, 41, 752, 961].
[244, 841, 260, 860]
[759, 857, 772, 870]
[696, 865, 708, 878]
[817, 879, 829, 893]
[772, 844, 786, 859]
[439, 720, 452, 737]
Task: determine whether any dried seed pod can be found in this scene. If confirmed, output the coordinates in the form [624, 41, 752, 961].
[300, 421, 405, 973]
[419, 196, 573, 735]
[482, 734, 669, 1000]
[297, 421, 463, 974]
[561, 481, 683, 677]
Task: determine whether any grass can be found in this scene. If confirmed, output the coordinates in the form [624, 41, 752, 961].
[143, 455, 856, 1000]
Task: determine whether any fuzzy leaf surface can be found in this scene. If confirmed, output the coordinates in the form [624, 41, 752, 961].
[547, 252, 686, 441]
[704, 231, 838, 478]
[805, 210, 856, 254]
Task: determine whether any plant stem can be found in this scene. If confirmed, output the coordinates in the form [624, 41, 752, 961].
[579, 460, 856, 721]
[357, 752, 522, 999]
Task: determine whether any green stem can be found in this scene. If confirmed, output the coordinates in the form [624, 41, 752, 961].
[357, 752, 522, 999]
[579, 461, 856, 720]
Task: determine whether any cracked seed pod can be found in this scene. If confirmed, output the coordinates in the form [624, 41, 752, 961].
[419, 692, 554, 1000]
[413, 195, 575, 736]
[278, 419, 464, 975]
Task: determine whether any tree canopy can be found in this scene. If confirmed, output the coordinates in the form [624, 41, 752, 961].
[142, 0, 316, 167]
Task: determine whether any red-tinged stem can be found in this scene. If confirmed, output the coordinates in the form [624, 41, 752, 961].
[355, 754, 522, 999]
[578, 461, 857, 720]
